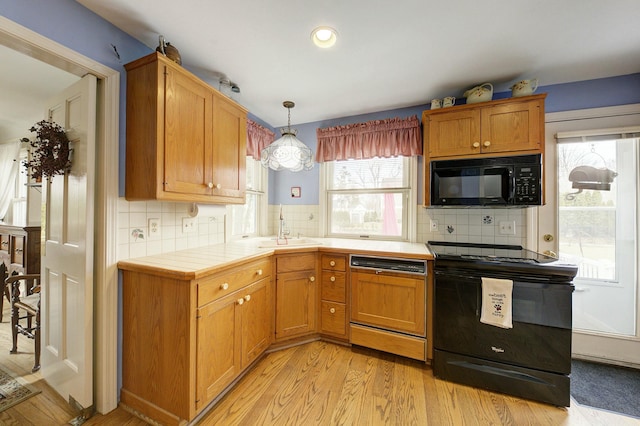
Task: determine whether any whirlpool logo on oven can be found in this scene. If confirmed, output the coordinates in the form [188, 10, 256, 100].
[491, 346, 505, 353]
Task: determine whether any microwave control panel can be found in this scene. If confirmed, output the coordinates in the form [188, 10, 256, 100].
[514, 165, 541, 204]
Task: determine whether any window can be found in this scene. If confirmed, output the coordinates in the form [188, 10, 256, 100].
[228, 157, 267, 238]
[556, 133, 638, 336]
[10, 149, 28, 222]
[322, 156, 416, 240]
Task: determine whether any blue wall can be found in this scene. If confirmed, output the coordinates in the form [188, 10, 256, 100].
[269, 73, 640, 205]
[1, 0, 152, 196]
[3, 2, 639, 204]
[3, 0, 640, 404]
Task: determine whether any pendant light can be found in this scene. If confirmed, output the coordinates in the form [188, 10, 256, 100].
[261, 101, 314, 172]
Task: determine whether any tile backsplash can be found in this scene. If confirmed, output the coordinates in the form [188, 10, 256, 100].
[117, 199, 527, 261]
[117, 198, 225, 260]
[417, 207, 526, 246]
[266, 204, 527, 246]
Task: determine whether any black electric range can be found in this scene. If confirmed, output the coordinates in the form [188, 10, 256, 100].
[427, 241, 577, 280]
[427, 240, 578, 406]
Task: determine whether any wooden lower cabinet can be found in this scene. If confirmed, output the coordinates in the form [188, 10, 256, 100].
[275, 253, 318, 341]
[120, 258, 272, 425]
[196, 277, 271, 411]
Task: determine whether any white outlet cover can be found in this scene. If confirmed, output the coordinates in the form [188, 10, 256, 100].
[499, 221, 516, 235]
[148, 218, 161, 239]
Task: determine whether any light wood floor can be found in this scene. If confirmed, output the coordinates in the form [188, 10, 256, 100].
[1, 304, 638, 425]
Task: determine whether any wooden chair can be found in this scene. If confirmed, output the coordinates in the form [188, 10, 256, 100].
[7, 274, 41, 372]
[0, 262, 8, 322]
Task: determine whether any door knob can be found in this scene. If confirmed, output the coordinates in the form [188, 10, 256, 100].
[543, 234, 554, 242]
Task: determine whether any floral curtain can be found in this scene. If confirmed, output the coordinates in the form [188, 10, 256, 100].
[315, 115, 422, 162]
[0, 142, 20, 220]
[246, 119, 275, 160]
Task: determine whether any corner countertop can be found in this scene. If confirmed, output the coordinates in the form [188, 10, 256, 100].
[117, 237, 433, 280]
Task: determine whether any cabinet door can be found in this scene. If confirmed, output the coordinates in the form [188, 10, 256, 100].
[241, 277, 272, 367]
[163, 65, 214, 196]
[211, 93, 246, 202]
[196, 291, 241, 410]
[480, 99, 542, 154]
[426, 109, 481, 158]
[275, 270, 317, 340]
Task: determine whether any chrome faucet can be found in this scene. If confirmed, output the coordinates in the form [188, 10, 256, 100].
[277, 205, 288, 243]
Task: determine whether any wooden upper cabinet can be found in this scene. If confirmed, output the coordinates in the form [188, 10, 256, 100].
[212, 93, 247, 200]
[125, 52, 247, 204]
[163, 64, 214, 196]
[424, 94, 546, 159]
[425, 108, 481, 158]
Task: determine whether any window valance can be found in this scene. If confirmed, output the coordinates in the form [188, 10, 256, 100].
[315, 115, 422, 162]
[246, 119, 275, 160]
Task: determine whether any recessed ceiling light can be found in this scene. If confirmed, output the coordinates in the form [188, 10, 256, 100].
[311, 26, 337, 48]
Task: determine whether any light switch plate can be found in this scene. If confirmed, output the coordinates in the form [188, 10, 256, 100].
[182, 217, 196, 233]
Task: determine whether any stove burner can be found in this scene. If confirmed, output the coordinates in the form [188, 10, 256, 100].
[460, 254, 539, 264]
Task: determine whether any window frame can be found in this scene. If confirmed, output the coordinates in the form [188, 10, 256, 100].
[319, 156, 418, 241]
[226, 156, 268, 240]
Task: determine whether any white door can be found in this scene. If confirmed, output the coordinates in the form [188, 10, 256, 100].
[41, 74, 97, 409]
[535, 105, 640, 365]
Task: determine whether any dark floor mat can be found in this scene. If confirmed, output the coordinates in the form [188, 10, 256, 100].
[571, 359, 640, 419]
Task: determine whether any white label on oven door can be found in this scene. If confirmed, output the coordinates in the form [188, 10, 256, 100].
[491, 346, 505, 353]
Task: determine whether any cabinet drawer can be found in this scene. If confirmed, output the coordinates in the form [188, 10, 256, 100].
[320, 301, 346, 337]
[321, 254, 346, 271]
[277, 253, 316, 273]
[11, 236, 24, 265]
[321, 271, 346, 303]
[198, 258, 271, 307]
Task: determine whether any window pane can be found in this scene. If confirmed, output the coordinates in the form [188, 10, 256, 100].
[329, 157, 406, 189]
[246, 156, 256, 190]
[329, 192, 403, 237]
[230, 193, 257, 236]
[557, 138, 637, 336]
[558, 140, 618, 280]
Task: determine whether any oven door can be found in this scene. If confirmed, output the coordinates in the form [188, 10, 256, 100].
[431, 165, 512, 206]
[433, 269, 573, 374]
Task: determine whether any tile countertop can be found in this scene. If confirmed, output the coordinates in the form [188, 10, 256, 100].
[117, 237, 433, 280]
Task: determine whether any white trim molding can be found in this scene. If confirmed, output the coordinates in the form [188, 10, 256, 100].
[0, 16, 120, 414]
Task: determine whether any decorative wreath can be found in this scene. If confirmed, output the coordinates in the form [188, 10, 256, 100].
[21, 120, 71, 180]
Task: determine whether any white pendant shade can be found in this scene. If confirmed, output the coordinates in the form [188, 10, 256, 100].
[261, 101, 314, 172]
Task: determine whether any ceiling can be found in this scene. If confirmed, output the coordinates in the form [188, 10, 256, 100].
[3, 1, 640, 139]
[74, 0, 640, 127]
[0, 45, 80, 142]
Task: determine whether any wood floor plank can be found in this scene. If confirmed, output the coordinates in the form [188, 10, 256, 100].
[3, 304, 639, 426]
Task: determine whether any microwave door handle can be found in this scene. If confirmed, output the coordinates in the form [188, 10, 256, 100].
[510, 172, 516, 201]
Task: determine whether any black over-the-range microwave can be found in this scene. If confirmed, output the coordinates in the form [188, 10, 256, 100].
[430, 154, 542, 207]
